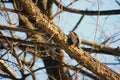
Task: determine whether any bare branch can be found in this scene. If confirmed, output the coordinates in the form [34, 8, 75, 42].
[54, 0, 120, 15]
[0, 60, 17, 79]
[81, 39, 120, 56]
[71, 15, 85, 32]
[0, 24, 43, 35]
[0, 24, 120, 56]
[0, 35, 60, 48]
[0, 7, 19, 13]
[82, 47, 120, 56]
[116, 0, 120, 6]
[17, 0, 120, 79]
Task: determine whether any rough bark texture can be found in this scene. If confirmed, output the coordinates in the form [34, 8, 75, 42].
[13, 0, 70, 79]
[17, 0, 120, 80]
[32, 0, 70, 80]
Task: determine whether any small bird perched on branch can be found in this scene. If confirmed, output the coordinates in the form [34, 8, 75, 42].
[69, 31, 81, 48]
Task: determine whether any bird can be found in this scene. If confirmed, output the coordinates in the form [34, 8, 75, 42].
[69, 31, 81, 48]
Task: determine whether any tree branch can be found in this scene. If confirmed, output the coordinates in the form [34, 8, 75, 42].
[54, 0, 120, 15]
[0, 35, 60, 48]
[0, 24, 120, 56]
[81, 40, 120, 56]
[0, 24, 42, 35]
[17, 0, 120, 80]
[0, 7, 19, 13]
[82, 47, 120, 56]
[0, 60, 17, 79]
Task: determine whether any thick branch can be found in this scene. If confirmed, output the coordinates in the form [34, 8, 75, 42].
[0, 24, 120, 56]
[17, 0, 120, 80]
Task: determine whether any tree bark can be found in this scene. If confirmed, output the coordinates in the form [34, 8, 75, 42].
[17, 0, 120, 80]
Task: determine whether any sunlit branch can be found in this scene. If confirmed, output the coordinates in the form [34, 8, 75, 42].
[82, 39, 120, 56]
[11, 0, 120, 79]
[0, 24, 119, 56]
[0, 60, 17, 79]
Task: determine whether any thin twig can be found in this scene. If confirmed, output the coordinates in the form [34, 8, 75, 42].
[0, 7, 19, 13]
[0, 35, 60, 48]
[71, 15, 85, 32]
